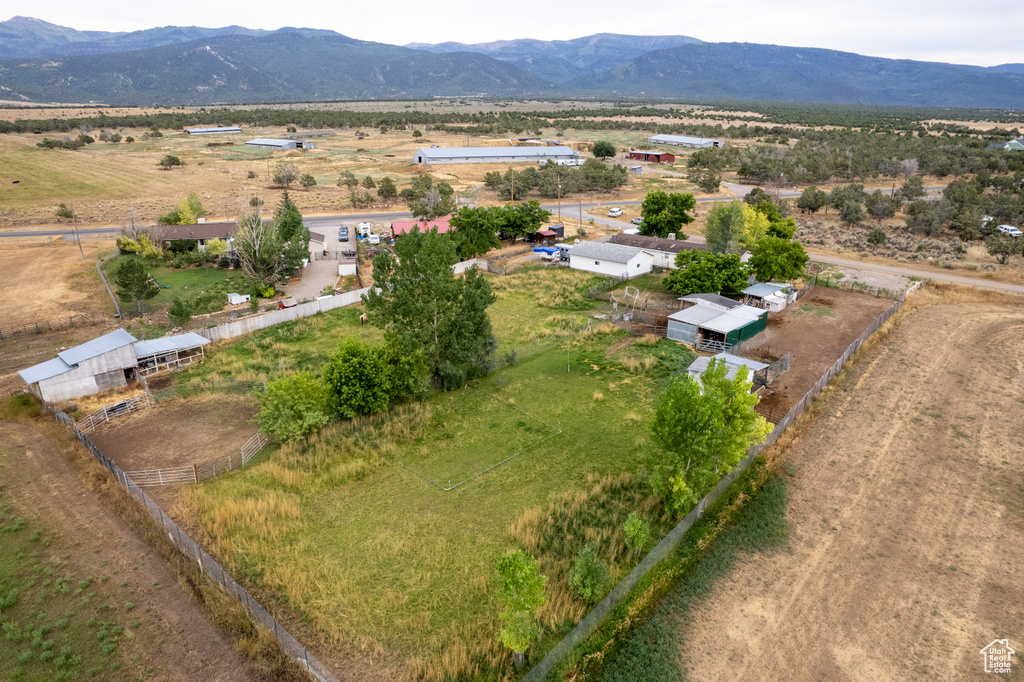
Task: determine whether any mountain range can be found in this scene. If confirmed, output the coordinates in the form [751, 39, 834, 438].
[1, 16, 1023, 109]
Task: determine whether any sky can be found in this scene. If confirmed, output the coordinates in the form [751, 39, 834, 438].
[14, 0, 1024, 67]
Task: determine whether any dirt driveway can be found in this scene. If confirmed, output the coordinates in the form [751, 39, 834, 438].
[750, 287, 893, 420]
[683, 298, 1024, 680]
[0, 420, 255, 681]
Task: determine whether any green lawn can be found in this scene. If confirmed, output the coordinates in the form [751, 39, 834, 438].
[175, 268, 695, 680]
[105, 254, 242, 307]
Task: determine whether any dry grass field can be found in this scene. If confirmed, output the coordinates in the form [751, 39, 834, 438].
[682, 286, 1024, 680]
[0, 238, 115, 325]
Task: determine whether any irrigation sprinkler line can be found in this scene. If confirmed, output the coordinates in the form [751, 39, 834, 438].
[400, 383, 564, 492]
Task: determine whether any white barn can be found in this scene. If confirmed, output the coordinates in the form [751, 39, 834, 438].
[413, 146, 580, 165]
[647, 134, 722, 149]
[246, 138, 316, 150]
[568, 241, 654, 279]
[19, 329, 138, 403]
[184, 126, 241, 135]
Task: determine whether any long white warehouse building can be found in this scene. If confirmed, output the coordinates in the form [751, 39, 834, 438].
[413, 146, 580, 165]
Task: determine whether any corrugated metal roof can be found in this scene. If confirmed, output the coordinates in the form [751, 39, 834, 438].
[18, 357, 75, 385]
[687, 353, 769, 380]
[608, 233, 707, 253]
[58, 329, 137, 365]
[668, 305, 724, 326]
[134, 333, 210, 359]
[648, 134, 721, 146]
[742, 282, 788, 297]
[569, 241, 649, 263]
[184, 126, 241, 134]
[699, 306, 766, 334]
[680, 293, 742, 309]
[246, 138, 296, 147]
[415, 146, 578, 159]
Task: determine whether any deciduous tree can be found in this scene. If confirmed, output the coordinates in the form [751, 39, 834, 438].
[363, 229, 496, 388]
[639, 190, 695, 239]
[494, 551, 547, 669]
[664, 251, 749, 296]
[703, 200, 745, 253]
[749, 236, 808, 281]
[592, 141, 616, 158]
[255, 373, 330, 442]
[649, 360, 772, 516]
[449, 206, 503, 258]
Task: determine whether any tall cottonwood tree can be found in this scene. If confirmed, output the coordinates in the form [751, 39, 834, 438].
[235, 202, 284, 290]
[363, 229, 496, 389]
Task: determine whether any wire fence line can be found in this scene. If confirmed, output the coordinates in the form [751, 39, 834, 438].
[0, 312, 105, 340]
[123, 432, 270, 487]
[47, 408, 338, 682]
[522, 283, 921, 682]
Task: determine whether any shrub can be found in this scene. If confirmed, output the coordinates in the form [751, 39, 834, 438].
[167, 298, 192, 326]
[569, 541, 610, 604]
[623, 511, 652, 557]
[868, 228, 887, 245]
[256, 372, 330, 442]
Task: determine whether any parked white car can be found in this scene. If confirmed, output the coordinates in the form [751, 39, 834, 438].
[997, 224, 1022, 237]
[367, 233, 381, 245]
[608, 207, 623, 218]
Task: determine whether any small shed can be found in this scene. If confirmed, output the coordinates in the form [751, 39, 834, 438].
[686, 353, 770, 388]
[134, 333, 210, 377]
[19, 329, 139, 403]
[667, 305, 767, 347]
[279, 299, 298, 310]
[227, 293, 250, 306]
[742, 282, 792, 311]
[547, 224, 565, 239]
[338, 259, 357, 276]
[628, 150, 676, 163]
[667, 306, 724, 344]
[568, 241, 654, 279]
[533, 229, 557, 245]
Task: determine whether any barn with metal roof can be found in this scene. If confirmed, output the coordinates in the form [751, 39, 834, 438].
[413, 146, 579, 165]
[134, 333, 211, 377]
[667, 304, 767, 348]
[647, 134, 722, 149]
[19, 329, 139, 403]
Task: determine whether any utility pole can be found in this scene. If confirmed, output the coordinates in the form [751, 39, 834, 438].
[70, 203, 84, 261]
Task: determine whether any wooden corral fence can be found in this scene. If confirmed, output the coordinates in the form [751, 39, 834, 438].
[76, 394, 153, 433]
[123, 432, 270, 487]
[0, 312, 104, 340]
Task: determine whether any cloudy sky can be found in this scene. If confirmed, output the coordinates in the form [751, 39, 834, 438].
[18, 0, 1024, 66]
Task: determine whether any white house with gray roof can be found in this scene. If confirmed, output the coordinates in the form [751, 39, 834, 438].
[413, 146, 579, 165]
[568, 241, 654, 279]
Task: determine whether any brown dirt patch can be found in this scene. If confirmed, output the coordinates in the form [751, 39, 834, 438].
[751, 287, 893, 420]
[0, 419, 255, 680]
[0, 239, 116, 325]
[683, 299, 1024, 680]
[89, 394, 259, 473]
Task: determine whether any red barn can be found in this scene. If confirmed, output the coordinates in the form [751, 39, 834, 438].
[628, 150, 676, 163]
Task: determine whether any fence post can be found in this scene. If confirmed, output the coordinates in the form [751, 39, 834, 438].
[193, 464, 199, 484]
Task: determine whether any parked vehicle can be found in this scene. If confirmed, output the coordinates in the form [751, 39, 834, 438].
[358, 221, 372, 236]
[339, 225, 349, 242]
[608, 207, 623, 218]
[367, 234, 381, 245]
[997, 224, 1022, 237]
[631, 217, 643, 225]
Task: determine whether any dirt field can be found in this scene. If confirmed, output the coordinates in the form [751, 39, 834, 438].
[684, 292, 1024, 680]
[0, 419, 256, 680]
[751, 287, 894, 420]
[0, 238, 116, 325]
[89, 394, 259, 473]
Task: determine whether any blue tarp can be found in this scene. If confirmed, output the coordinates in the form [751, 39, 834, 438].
[533, 247, 558, 254]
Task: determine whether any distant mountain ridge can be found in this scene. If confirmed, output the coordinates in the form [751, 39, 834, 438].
[2, 17, 1023, 109]
[565, 43, 1024, 109]
[0, 31, 552, 104]
[406, 33, 703, 83]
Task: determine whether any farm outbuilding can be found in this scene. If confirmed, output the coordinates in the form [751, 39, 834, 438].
[667, 305, 767, 347]
[246, 138, 316, 150]
[742, 282, 794, 311]
[678, 293, 742, 312]
[607, 233, 707, 269]
[19, 329, 139, 403]
[184, 126, 241, 135]
[628, 150, 676, 163]
[413, 146, 580, 165]
[134, 333, 210, 377]
[568, 241, 654, 279]
[647, 134, 722, 148]
[686, 353, 770, 385]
